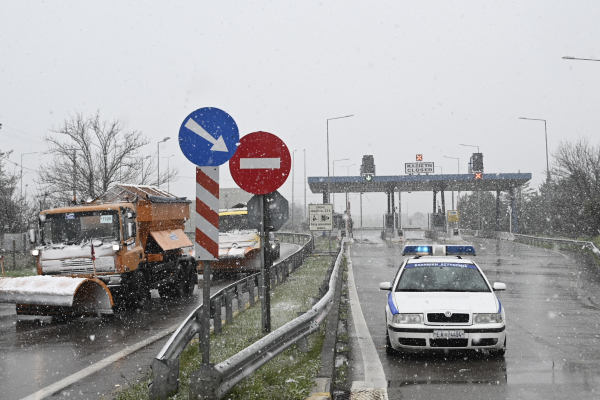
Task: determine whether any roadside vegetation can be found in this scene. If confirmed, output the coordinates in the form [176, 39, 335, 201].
[1, 252, 37, 277]
[115, 252, 335, 400]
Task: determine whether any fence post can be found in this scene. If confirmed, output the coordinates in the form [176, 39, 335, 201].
[12, 239, 16, 270]
[214, 297, 222, 334]
[237, 283, 244, 313]
[248, 277, 255, 307]
[225, 290, 234, 324]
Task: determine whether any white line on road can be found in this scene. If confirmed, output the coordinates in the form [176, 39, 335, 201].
[21, 323, 180, 400]
[346, 242, 388, 397]
[240, 158, 280, 169]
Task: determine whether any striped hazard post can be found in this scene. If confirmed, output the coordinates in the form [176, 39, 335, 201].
[195, 166, 219, 260]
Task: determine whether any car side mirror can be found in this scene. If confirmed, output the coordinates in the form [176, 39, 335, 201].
[379, 282, 392, 291]
[127, 222, 136, 239]
[493, 282, 506, 291]
[28, 229, 37, 244]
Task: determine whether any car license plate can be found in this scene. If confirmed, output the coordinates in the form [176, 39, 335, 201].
[433, 330, 465, 339]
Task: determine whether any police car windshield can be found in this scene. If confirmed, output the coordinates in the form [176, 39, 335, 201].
[395, 262, 490, 292]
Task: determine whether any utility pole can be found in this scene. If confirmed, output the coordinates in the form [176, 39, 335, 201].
[303, 149, 306, 222]
[157, 137, 170, 188]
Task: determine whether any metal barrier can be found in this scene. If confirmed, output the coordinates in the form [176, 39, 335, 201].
[149, 233, 334, 399]
[512, 233, 600, 258]
[460, 230, 600, 259]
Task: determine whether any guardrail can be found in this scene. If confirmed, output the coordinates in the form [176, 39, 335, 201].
[149, 233, 337, 399]
[460, 229, 600, 259]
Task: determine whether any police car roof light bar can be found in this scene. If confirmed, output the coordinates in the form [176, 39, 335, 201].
[402, 245, 476, 256]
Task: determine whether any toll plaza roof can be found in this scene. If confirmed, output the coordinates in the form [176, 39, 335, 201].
[308, 173, 532, 194]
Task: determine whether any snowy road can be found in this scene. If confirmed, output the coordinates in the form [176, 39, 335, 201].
[0, 243, 300, 400]
[346, 230, 600, 399]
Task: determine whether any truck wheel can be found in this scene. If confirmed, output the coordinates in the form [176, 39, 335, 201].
[182, 263, 197, 297]
[130, 270, 150, 309]
[159, 262, 189, 299]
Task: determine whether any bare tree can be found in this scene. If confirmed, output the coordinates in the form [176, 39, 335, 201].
[0, 150, 34, 234]
[549, 138, 600, 236]
[38, 111, 178, 204]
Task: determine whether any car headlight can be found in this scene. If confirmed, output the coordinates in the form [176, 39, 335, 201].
[392, 313, 423, 324]
[473, 313, 503, 324]
[31, 249, 39, 256]
[112, 244, 121, 251]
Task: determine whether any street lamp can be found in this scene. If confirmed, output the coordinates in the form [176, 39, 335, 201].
[292, 149, 300, 231]
[157, 137, 170, 188]
[141, 155, 151, 184]
[303, 149, 307, 222]
[162, 155, 174, 192]
[562, 56, 600, 61]
[20, 152, 38, 198]
[332, 158, 349, 212]
[519, 117, 550, 184]
[443, 156, 460, 211]
[460, 143, 479, 153]
[327, 115, 353, 203]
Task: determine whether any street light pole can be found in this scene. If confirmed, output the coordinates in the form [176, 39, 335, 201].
[443, 156, 460, 211]
[562, 56, 600, 61]
[327, 115, 353, 204]
[162, 155, 174, 192]
[157, 137, 170, 188]
[141, 155, 151, 184]
[20, 152, 38, 198]
[303, 149, 306, 221]
[519, 117, 550, 184]
[332, 158, 349, 213]
[292, 150, 299, 231]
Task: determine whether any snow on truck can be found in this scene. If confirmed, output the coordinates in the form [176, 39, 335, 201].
[0, 185, 198, 316]
[197, 206, 280, 277]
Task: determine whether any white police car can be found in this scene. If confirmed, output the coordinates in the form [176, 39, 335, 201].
[380, 245, 506, 356]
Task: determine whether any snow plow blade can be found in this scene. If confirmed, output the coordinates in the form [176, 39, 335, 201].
[0, 276, 114, 316]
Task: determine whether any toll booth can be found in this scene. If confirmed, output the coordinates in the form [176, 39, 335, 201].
[429, 213, 446, 233]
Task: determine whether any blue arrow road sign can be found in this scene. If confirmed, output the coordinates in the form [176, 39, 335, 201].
[178, 107, 240, 166]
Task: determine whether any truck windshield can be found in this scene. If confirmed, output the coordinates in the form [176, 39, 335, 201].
[41, 210, 121, 245]
[219, 211, 254, 232]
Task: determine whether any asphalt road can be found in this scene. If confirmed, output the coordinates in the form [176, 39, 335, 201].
[347, 230, 600, 399]
[0, 243, 300, 400]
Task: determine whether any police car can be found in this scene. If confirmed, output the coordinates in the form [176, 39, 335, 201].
[380, 244, 506, 356]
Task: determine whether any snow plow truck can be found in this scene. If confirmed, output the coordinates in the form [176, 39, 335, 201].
[0, 185, 197, 316]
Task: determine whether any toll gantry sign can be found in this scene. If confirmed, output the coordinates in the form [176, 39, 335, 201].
[229, 131, 292, 195]
[178, 107, 240, 261]
[405, 162, 434, 174]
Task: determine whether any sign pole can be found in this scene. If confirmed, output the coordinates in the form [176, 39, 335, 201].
[194, 166, 221, 367]
[201, 260, 211, 364]
[260, 194, 272, 333]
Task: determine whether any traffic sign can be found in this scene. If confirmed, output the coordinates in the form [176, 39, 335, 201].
[178, 107, 240, 166]
[416, 154, 423, 161]
[247, 191, 289, 232]
[229, 131, 291, 195]
[405, 162, 434, 174]
[447, 210, 460, 222]
[309, 204, 333, 231]
[475, 172, 483, 180]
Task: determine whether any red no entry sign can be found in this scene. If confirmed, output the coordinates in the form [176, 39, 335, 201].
[230, 131, 291, 195]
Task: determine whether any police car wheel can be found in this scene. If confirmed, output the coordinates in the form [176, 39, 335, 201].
[385, 326, 397, 355]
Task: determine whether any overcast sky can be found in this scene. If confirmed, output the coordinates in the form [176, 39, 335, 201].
[2, 1, 599, 220]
